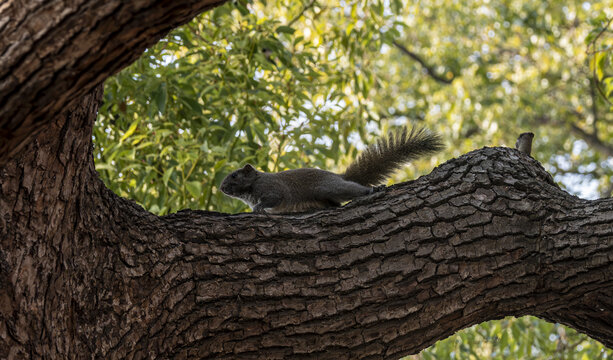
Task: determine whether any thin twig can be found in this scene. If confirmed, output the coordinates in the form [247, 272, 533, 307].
[392, 40, 454, 84]
[586, 47, 613, 55]
[287, 0, 317, 28]
[587, 16, 613, 50]
[534, 114, 613, 157]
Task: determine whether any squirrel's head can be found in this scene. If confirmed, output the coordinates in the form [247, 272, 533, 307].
[220, 164, 259, 198]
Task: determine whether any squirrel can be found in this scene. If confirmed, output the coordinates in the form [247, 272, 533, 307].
[220, 126, 444, 214]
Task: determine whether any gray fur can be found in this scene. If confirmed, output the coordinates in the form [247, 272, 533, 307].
[220, 127, 444, 213]
[343, 127, 444, 186]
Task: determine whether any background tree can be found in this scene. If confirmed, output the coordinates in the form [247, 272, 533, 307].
[94, 0, 613, 358]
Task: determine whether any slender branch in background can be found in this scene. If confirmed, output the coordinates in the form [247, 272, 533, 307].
[569, 123, 613, 157]
[187, 24, 212, 46]
[535, 113, 613, 199]
[287, 0, 317, 28]
[392, 40, 455, 84]
[586, 48, 613, 55]
[376, 111, 426, 122]
[534, 114, 613, 157]
[587, 16, 613, 50]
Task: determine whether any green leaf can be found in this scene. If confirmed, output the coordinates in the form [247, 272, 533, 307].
[235, 1, 249, 16]
[276, 25, 295, 35]
[595, 52, 606, 81]
[163, 167, 173, 186]
[213, 159, 226, 171]
[95, 163, 116, 171]
[185, 181, 202, 198]
[182, 97, 201, 113]
[154, 82, 167, 114]
[119, 119, 139, 143]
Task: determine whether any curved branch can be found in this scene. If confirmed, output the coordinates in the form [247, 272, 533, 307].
[287, 0, 317, 28]
[569, 123, 613, 157]
[392, 40, 455, 84]
[2, 88, 613, 358]
[2, 2, 613, 358]
[534, 114, 613, 157]
[0, 0, 227, 166]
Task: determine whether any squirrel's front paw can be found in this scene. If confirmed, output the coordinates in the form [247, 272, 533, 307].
[252, 204, 267, 214]
[371, 185, 387, 193]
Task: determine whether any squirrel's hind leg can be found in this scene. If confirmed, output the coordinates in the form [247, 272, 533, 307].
[314, 179, 372, 203]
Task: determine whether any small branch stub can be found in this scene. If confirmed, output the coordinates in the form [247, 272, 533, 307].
[515, 132, 534, 156]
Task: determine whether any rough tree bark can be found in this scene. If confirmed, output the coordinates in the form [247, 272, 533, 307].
[1, 1, 613, 359]
[0, 0, 226, 165]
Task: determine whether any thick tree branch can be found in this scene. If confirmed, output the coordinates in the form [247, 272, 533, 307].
[0, 0, 227, 166]
[392, 40, 455, 84]
[2, 2, 613, 358]
[2, 86, 613, 358]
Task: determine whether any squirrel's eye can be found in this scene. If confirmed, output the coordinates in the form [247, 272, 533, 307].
[231, 173, 237, 179]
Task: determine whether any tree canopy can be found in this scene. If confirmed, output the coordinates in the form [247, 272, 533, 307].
[93, 0, 613, 358]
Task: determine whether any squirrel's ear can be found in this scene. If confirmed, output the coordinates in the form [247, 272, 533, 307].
[242, 164, 256, 173]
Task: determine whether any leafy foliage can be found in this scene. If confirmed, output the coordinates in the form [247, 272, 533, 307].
[409, 316, 612, 360]
[95, 0, 405, 215]
[587, 14, 613, 107]
[94, 0, 613, 357]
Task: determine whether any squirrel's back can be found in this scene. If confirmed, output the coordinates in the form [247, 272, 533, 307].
[261, 168, 345, 212]
[343, 127, 444, 186]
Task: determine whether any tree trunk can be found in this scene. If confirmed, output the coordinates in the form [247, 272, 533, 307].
[2, 1, 613, 359]
[0, 0, 226, 166]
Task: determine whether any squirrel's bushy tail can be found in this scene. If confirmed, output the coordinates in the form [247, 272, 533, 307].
[343, 127, 444, 186]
